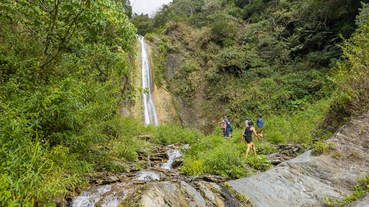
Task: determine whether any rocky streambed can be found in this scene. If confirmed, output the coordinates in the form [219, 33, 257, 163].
[70, 144, 251, 207]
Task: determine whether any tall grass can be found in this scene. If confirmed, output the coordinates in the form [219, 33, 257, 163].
[265, 99, 330, 145]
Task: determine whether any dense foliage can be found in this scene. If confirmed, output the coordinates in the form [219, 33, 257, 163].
[331, 4, 369, 117]
[1, 0, 368, 205]
[317, 3, 369, 134]
[132, 0, 369, 182]
[0, 0, 138, 205]
[133, 0, 369, 131]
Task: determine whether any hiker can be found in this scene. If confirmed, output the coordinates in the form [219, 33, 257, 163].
[256, 115, 265, 137]
[220, 116, 227, 138]
[242, 121, 260, 158]
[226, 118, 233, 138]
[245, 117, 251, 127]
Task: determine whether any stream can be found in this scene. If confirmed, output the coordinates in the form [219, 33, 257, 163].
[70, 144, 247, 207]
[71, 145, 182, 207]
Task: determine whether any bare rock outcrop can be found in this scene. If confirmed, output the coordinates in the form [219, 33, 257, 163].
[229, 113, 369, 207]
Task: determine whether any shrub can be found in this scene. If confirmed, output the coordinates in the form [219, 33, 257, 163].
[311, 141, 328, 155]
[182, 135, 247, 178]
[203, 143, 247, 178]
[153, 124, 203, 145]
[311, 141, 335, 156]
[265, 99, 330, 145]
[181, 159, 206, 176]
[246, 155, 272, 171]
[257, 142, 277, 155]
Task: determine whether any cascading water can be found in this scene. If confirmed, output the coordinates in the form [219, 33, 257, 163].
[71, 183, 136, 207]
[138, 36, 159, 126]
[161, 149, 182, 170]
[70, 145, 185, 207]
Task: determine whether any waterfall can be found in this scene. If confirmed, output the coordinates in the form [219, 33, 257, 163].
[138, 36, 159, 126]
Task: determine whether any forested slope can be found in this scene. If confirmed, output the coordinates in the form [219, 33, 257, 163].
[133, 0, 369, 132]
[1, 0, 368, 205]
[0, 0, 140, 205]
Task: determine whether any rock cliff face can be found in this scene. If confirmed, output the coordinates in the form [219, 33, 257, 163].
[229, 113, 369, 207]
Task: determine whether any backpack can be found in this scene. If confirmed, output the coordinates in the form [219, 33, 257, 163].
[226, 121, 233, 132]
[257, 118, 264, 128]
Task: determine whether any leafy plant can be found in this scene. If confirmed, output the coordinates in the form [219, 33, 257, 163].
[311, 141, 336, 156]
[0, 0, 137, 205]
[181, 159, 206, 176]
[153, 124, 202, 145]
[246, 155, 272, 171]
[324, 174, 369, 206]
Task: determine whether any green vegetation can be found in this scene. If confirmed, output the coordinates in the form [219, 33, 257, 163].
[324, 174, 369, 206]
[182, 134, 249, 178]
[246, 155, 272, 171]
[265, 98, 330, 145]
[317, 3, 369, 135]
[132, 0, 369, 132]
[1, 0, 369, 205]
[0, 0, 139, 205]
[330, 3, 369, 119]
[153, 124, 202, 145]
[133, 1, 369, 181]
[181, 99, 328, 178]
[311, 141, 336, 156]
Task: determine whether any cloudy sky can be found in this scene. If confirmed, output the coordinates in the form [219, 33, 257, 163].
[131, 0, 173, 16]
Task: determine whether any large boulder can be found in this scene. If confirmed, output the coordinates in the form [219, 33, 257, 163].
[229, 113, 369, 207]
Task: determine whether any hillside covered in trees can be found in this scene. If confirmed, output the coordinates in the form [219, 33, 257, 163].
[1, 0, 369, 206]
[133, 0, 369, 133]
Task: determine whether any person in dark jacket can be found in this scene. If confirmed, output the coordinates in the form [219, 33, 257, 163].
[242, 121, 260, 158]
[225, 117, 233, 138]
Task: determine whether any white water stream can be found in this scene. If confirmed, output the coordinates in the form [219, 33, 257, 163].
[71, 183, 135, 207]
[71, 146, 183, 206]
[161, 149, 182, 170]
[138, 36, 159, 126]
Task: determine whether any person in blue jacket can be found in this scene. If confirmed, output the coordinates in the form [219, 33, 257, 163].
[256, 115, 265, 138]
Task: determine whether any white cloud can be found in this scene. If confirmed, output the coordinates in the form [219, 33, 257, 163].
[131, 0, 172, 16]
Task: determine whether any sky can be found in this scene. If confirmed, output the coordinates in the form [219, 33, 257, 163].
[131, 0, 173, 16]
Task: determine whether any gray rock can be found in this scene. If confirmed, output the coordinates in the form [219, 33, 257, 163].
[197, 182, 217, 205]
[346, 194, 369, 207]
[180, 181, 207, 207]
[229, 113, 369, 207]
